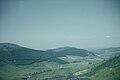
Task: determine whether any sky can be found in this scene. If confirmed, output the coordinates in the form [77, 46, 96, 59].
[0, 0, 120, 50]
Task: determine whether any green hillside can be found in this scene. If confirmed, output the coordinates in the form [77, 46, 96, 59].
[0, 43, 45, 65]
[86, 55, 120, 80]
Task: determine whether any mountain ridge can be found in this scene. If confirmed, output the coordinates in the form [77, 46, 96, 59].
[0, 43, 96, 65]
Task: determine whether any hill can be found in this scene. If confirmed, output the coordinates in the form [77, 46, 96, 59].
[46, 47, 95, 57]
[0, 43, 95, 65]
[90, 47, 120, 58]
[0, 43, 45, 65]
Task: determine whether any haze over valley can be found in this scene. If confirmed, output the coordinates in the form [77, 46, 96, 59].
[0, 0, 120, 80]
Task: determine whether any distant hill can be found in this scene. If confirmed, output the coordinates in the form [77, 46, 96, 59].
[0, 43, 95, 65]
[91, 47, 120, 58]
[46, 47, 95, 57]
[43, 47, 96, 64]
[42, 47, 95, 61]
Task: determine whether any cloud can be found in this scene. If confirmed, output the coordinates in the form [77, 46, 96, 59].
[105, 35, 111, 38]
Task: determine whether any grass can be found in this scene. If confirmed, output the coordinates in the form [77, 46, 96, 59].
[90, 66, 120, 80]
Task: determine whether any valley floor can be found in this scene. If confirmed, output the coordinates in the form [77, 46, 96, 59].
[0, 61, 95, 80]
[0, 57, 120, 80]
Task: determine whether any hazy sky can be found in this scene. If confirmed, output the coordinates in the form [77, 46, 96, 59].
[0, 0, 120, 50]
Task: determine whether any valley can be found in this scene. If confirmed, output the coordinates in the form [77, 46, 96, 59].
[0, 43, 120, 80]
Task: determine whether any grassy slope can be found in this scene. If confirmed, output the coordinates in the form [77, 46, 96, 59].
[89, 55, 120, 80]
[91, 66, 120, 80]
